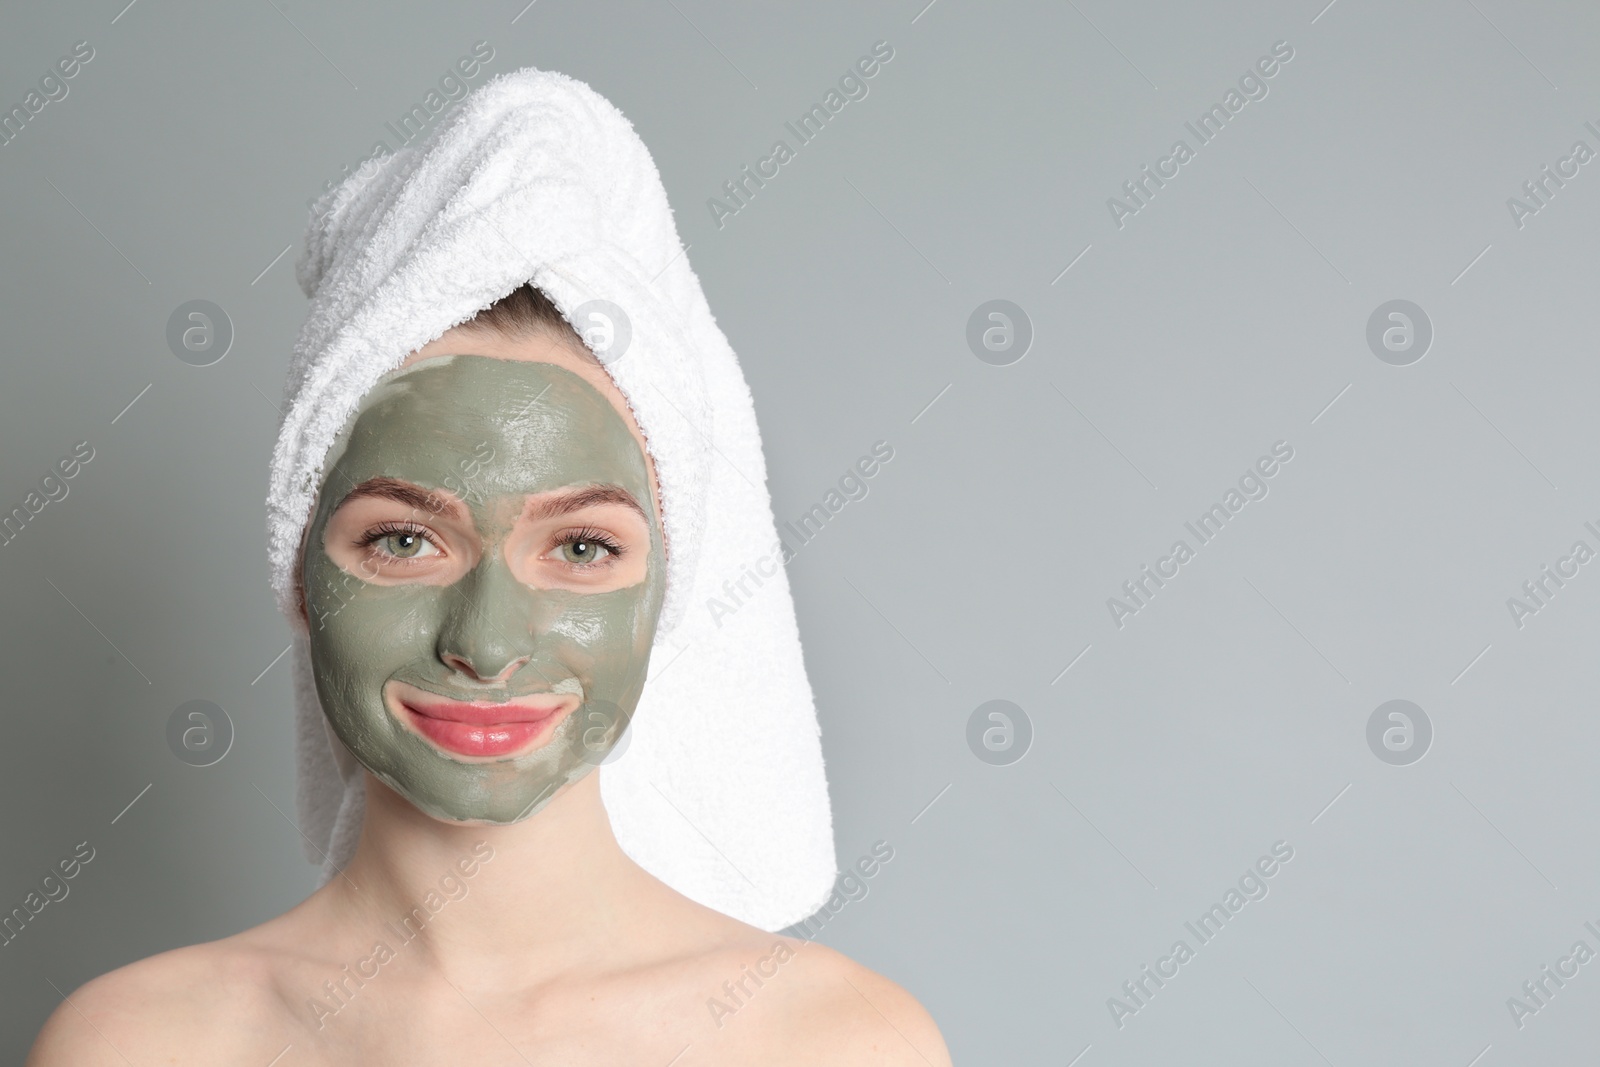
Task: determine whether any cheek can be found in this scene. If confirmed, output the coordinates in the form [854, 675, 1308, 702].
[540, 546, 666, 683]
[305, 553, 440, 690]
[543, 590, 655, 681]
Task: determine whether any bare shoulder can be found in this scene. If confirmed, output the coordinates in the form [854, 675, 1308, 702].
[27, 937, 293, 1066]
[691, 933, 952, 1067]
[782, 940, 952, 1066]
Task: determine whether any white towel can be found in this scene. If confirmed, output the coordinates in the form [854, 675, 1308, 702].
[266, 67, 835, 932]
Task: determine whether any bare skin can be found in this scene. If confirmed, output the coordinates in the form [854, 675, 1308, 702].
[28, 326, 951, 1067]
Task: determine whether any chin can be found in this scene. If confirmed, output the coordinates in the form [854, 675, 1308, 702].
[371, 762, 593, 826]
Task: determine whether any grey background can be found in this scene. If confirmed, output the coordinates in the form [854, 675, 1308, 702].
[2, 0, 1597, 1063]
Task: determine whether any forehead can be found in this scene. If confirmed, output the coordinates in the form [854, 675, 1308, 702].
[324, 355, 651, 500]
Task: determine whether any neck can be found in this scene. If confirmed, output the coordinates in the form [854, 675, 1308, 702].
[323, 771, 656, 984]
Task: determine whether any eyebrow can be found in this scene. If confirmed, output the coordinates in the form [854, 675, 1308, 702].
[335, 477, 647, 523]
[526, 483, 648, 523]
[336, 477, 462, 518]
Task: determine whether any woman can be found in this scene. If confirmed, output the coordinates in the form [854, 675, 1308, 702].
[30, 71, 950, 1065]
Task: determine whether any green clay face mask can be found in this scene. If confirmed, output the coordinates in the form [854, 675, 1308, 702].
[301, 355, 665, 824]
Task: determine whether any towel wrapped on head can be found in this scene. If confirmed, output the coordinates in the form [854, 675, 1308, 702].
[266, 67, 835, 932]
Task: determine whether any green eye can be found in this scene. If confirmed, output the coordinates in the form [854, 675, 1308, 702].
[559, 538, 610, 565]
[378, 531, 428, 558]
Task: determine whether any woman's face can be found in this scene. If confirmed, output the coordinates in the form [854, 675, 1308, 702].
[299, 340, 665, 825]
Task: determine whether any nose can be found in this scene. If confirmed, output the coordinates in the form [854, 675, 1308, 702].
[435, 559, 538, 684]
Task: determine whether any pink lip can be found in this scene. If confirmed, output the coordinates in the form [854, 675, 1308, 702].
[401, 697, 572, 758]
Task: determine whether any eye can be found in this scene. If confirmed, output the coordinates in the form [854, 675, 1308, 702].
[379, 532, 431, 559]
[359, 522, 441, 561]
[550, 528, 623, 568]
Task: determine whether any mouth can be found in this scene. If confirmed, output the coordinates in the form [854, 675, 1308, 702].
[397, 694, 577, 759]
